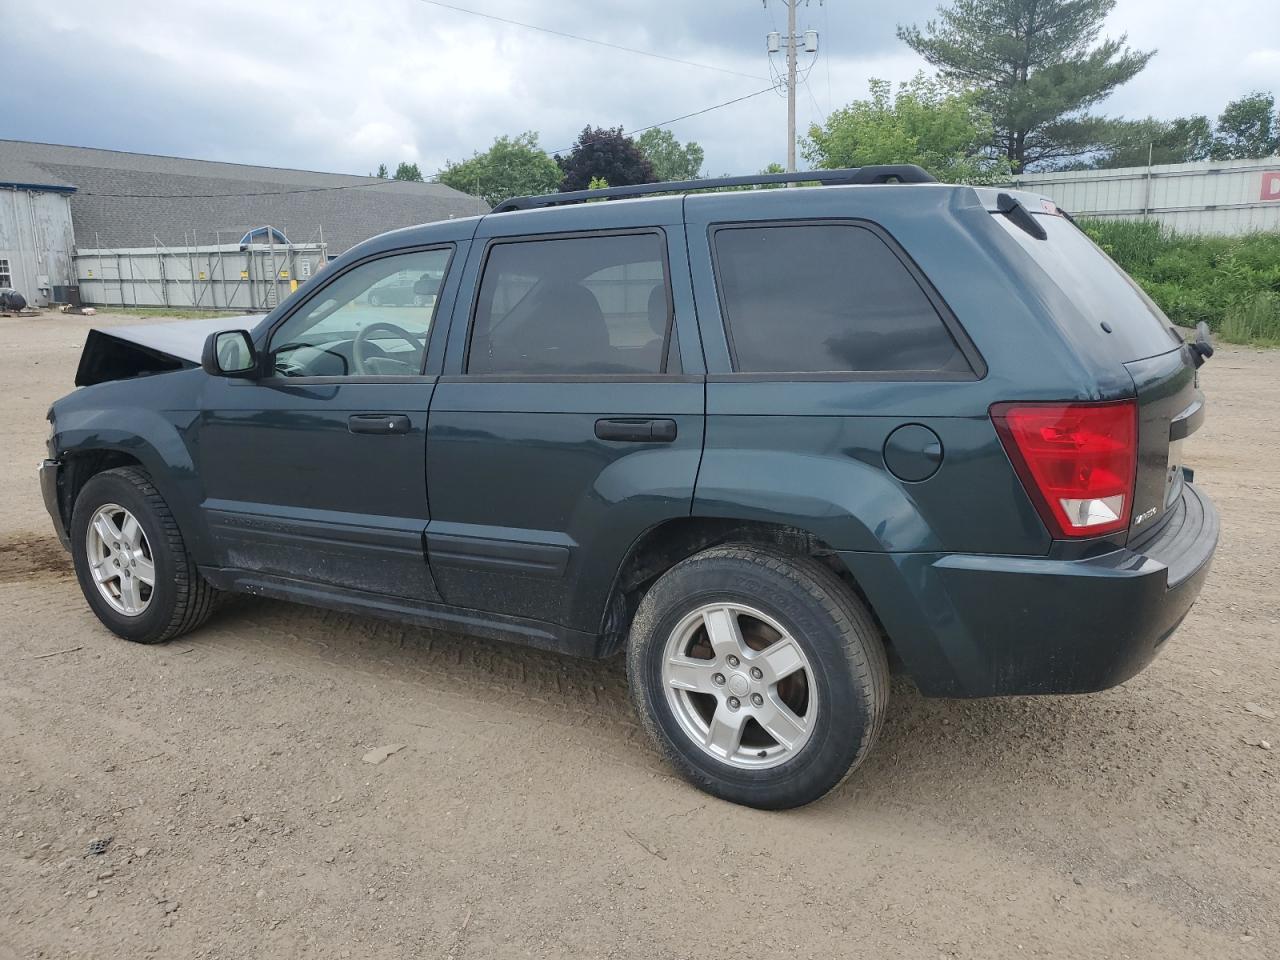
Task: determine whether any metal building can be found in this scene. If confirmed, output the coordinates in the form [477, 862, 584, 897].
[1011, 157, 1280, 235]
[0, 160, 77, 307]
[0, 139, 489, 308]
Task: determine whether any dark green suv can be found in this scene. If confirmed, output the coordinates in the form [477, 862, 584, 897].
[41, 167, 1218, 808]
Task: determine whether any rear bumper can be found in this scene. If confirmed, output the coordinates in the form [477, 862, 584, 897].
[39, 459, 71, 551]
[841, 482, 1219, 697]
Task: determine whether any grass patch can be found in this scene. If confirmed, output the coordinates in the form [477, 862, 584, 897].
[1079, 219, 1280, 347]
[105, 306, 245, 320]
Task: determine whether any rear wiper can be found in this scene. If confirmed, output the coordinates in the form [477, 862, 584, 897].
[996, 192, 1048, 240]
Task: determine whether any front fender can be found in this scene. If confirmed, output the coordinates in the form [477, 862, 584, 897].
[50, 373, 212, 562]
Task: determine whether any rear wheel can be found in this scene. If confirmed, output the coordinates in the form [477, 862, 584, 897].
[71, 467, 219, 644]
[627, 545, 889, 809]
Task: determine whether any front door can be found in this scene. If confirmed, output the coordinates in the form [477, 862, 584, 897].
[196, 245, 460, 601]
[425, 205, 705, 635]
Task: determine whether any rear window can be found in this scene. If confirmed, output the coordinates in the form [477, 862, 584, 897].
[994, 213, 1179, 360]
[712, 224, 971, 375]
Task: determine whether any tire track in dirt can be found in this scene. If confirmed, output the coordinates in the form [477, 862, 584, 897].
[0, 531, 72, 583]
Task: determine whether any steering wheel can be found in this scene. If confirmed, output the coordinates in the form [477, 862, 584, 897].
[352, 322, 422, 375]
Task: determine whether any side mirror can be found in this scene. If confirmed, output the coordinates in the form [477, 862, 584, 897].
[202, 330, 258, 377]
[1189, 321, 1214, 368]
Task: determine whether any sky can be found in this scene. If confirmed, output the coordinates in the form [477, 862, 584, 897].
[2, 0, 1277, 178]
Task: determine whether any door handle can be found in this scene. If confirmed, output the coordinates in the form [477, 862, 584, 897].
[594, 418, 677, 443]
[348, 414, 411, 435]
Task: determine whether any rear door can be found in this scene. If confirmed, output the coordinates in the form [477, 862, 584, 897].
[424, 202, 705, 636]
[991, 207, 1202, 539]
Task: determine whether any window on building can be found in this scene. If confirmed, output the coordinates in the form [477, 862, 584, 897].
[268, 248, 451, 377]
[468, 232, 673, 375]
[712, 224, 970, 375]
[0, 259, 11, 288]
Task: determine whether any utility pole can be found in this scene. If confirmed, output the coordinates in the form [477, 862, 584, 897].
[786, 0, 797, 173]
[765, 1, 820, 175]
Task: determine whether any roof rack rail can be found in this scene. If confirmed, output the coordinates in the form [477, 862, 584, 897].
[491, 164, 937, 213]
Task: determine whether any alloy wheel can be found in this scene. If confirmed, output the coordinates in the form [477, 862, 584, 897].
[661, 602, 817, 769]
[85, 503, 155, 617]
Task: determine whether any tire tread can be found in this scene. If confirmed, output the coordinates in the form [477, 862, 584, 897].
[627, 543, 890, 808]
[80, 466, 218, 644]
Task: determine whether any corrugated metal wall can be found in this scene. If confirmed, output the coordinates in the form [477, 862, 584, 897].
[0, 188, 76, 305]
[74, 243, 328, 311]
[1011, 157, 1280, 234]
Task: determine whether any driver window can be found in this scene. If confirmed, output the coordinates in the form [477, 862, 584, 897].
[268, 248, 451, 377]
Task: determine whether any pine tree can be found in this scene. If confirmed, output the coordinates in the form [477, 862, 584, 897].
[898, 0, 1154, 170]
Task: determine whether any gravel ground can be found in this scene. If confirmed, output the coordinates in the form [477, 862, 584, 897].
[1, 311, 1277, 960]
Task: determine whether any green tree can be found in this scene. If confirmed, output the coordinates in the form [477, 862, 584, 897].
[802, 75, 1010, 182]
[556, 126, 655, 191]
[636, 128, 705, 181]
[437, 132, 562, 207]
[1093, 115, 1213, 168]
[368, 162, 389, 178]
[898, 0, 1154, 171]
[392, 161, 423, 182]
[1212, 92, 1279, 159]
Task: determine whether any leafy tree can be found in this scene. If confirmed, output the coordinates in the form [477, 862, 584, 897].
[368, 163, 389, 178]
[712, 163, 793, 190]
[1212, 92, 1279, 159]
[556, 126, 655, 192]
[1093, 115, 1213, 168]
[636, 128, 705, 182]
[802, 75, 1011, 182]
[392, 161, 423, 182]
[437, 132, 562, 207]
[898, 0, 1154, 171]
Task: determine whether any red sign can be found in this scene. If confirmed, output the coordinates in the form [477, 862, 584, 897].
[1262, 171, 1280, 202]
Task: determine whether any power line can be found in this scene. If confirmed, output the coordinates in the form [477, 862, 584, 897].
[543, 86, 777, 157]
[78, 87, 779, 200]
[415, 0, 768, 81]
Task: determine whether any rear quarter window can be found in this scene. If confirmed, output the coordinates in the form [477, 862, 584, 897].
[712, 223, 972, 376]
[993, 213, 1180, 360]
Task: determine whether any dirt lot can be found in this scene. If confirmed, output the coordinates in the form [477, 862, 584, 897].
[1, 310, 1277, 960]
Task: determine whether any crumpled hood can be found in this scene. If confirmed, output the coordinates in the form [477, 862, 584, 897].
[74, 314, 267, 386]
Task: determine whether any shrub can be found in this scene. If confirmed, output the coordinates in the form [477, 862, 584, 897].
[1078, 218, 1280, 345]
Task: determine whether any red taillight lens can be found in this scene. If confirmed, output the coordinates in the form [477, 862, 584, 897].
[991, 400, 1137, 538]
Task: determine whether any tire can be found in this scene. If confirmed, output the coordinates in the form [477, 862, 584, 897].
[627, 545, 889, 809]
[70, 466, 219, 644]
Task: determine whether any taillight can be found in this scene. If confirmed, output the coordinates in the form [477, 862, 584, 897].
[991, 400, 1137, 538]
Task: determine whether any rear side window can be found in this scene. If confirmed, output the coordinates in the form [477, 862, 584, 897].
[993, 214, 1178, 360]
[713, 223, 970, 375]
[468, 233, 673, 375]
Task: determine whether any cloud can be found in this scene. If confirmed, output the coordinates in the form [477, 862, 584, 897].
[1, 0, 1276, 178]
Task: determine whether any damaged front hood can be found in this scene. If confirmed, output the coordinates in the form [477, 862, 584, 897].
[75, 314, 266, 386]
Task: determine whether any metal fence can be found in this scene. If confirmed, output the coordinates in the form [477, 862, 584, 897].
[1010, 157, 1280, 235]
[73, 237, 328, 312]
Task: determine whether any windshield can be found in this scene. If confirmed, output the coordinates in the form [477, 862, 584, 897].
[994, 213, 1180, 361]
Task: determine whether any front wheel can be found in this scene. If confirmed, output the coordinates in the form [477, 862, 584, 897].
[627, 545, 889, 809]
[70, 466, 219, 644]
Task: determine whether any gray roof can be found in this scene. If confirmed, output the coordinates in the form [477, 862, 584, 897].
[0, 140, 488, 253]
